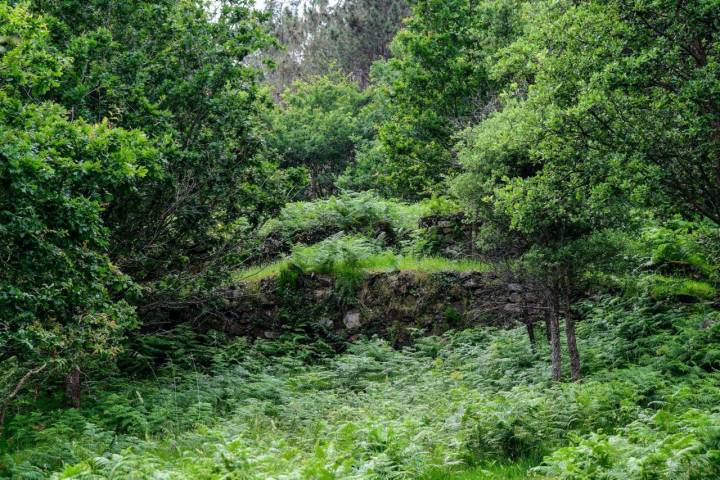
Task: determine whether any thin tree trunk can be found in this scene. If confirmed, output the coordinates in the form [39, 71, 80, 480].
[525, 318, 536, 352]
[543, 312, 551, 343]
[308, 168, 322, 199]
[565, 312, 581, 381]
[65, 366, 81, 409]
[546, 293, 562, 381]
[522, 288, 536, 352]
[561, 276, 581, 381]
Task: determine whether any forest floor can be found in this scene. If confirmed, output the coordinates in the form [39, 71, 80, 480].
[3, 325, 552, 478]
[5, 299, 719, 479]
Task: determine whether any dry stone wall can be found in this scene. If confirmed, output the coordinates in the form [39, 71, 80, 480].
[193, 270, 538, 348]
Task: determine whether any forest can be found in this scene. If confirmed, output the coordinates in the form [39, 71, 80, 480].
[1, 0, 719, 478]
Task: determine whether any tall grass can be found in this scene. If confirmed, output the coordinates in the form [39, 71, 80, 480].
[234, 259, 290, 281]
[5, 218, 720, 479]
[4, 327, 551, 478]
[363, 255, 488, 273]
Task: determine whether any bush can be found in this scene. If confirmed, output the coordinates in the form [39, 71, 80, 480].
[535, 410, 720, 479]
[576, 294, 720, 376]
[0, 2, 155, 397]
[283, 234, 387, 299]
[261, 192, 412, 236]
[253, 191, 472, 266]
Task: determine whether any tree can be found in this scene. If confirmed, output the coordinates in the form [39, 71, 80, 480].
[0, 3, 157, 415]
[482, 0, 720, 378]
[262, 0, 410, 91]
[28, 0, 303, 311]
[455, 100, 634, 380]
[347, 0, 524, 199]
[451, 0, 701, 380]
[267, 73, 374, 197]
[448, 4, 616, 379]
[0, 0, 308, 412]
[499, 0, 720, 225]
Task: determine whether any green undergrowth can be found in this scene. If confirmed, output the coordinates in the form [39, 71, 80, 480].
[235, 233, 487, 284]
[3, 289, 720, 478]
[252, 192, 465, 262]
[235, 255, 487, 283]
[592, 219, 720, 303]
[424, 459, 536, 479]
[3, 219, 719, 479]
[3, 327, 555, 478]
[258, 191, 459, 241]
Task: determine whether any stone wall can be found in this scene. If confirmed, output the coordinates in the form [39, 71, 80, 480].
[193, 270, 537, 348]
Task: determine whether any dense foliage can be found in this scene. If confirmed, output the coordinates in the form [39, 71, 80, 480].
[2, 0, 720, 478]
[1, 0, 303, 419]
[267, 74, 374, 197]
[342, 0, 523, 198]
[28, 0, 297, 286]
[3, 272, 719, 477]
[0, 2, 155, 412]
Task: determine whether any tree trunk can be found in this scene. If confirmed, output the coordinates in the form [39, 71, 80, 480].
[525, 318, 536, 352]
[546, 296, 562, 381]
[565, 313, 581, 381]
[65, 366, 81, 409]
[560, 273, 581, 381]
[522, 290, 536, 351]
[309, 171, 319, 199]
[543, 312, 551, 343]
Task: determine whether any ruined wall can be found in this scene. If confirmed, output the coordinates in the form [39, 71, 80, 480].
[196, 270, 535, 348]
[257, 221, 400, 262]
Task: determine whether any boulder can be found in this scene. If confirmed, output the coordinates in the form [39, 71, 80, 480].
[343, 311, 362, 330]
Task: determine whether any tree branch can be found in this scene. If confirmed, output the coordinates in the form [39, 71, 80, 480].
[0, 362, 49, 430]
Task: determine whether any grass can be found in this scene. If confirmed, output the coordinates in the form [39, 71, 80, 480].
[235, 232, 488, 284]
[233, 259, 290, 281]
[364, 255, 488, 273]
[234, 254, 487, 283]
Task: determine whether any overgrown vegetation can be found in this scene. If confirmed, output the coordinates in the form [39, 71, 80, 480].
[254, 191, 461, 262]
[2, 0, 720, 478]
[239, 233, 487, 284]
[3, 281, 719, 478]
[258, 191, 458, 242]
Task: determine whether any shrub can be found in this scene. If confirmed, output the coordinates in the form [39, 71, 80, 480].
[535, 410, 720, 480]
[259, 191, 421, 238]
[284, 234, 386, 299]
